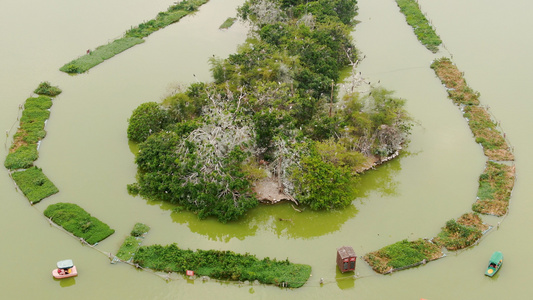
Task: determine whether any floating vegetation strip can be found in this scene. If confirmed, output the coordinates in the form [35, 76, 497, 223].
[473, 161, 515, 216]
[133, 244, 312, 288]
[363, 239, 443, 274]
[5, 83, 61, 203]
[115, 223, 150, 261]
[395, 0, 442, 53]
[219, 17, 236, 29]
[11, 167, 58, 204]
[463, 106, 514, 161]
[433, 213, 489, 251]
[44, 202, 115, 245]
[60, 0, 209, 74]
[431, 58, 514, 161]
[5, 94, 54, 170]
[430, 58, 480, 106]
[116, 236, 142, 262]
[60, 37, 144, 74]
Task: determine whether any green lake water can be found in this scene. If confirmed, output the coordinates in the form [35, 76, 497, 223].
[1, 0, 532, 299]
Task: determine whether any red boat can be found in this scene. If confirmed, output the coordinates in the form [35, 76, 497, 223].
[52, 259, 78, 279]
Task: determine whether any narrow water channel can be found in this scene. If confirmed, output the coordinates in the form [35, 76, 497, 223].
[1, 0, 533, 299]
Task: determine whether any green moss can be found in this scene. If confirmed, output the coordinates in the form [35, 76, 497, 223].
[43, 203, 115, 245]
[11, 167, 58, 203]
[133, 244, 311, 288]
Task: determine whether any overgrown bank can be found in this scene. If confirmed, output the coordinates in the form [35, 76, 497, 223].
[127, 0, 412, 222]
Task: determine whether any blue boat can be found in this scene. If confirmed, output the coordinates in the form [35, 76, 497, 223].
[485, 251, 503, 277]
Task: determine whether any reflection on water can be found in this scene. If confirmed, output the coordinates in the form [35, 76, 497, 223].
[335, 269, 356, 290]
[56, 277, 76, 288]
[141, 152, 409, 242]
[354, 152, 408, 199]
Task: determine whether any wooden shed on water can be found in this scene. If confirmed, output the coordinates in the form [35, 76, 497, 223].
[337, 246, 357, 273]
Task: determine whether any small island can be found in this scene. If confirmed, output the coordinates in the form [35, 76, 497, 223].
[127, 0, 413, 222]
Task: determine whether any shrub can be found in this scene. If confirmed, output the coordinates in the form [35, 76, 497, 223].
[127, 102, 171, 143]
[44, 203, 115, 245]
[290, 141, 358, 210]
[34, 82, 62, 96]
[130, 222, 150, 237]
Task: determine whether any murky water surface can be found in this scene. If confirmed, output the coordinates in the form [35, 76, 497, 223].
[1, 0, 532, 298]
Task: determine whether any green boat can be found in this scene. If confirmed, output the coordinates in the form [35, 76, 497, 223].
[485, 251, 503, 277]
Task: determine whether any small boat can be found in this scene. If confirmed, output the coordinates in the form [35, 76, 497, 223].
[485, 251, 503, 277]
[52, 259, 78, 279]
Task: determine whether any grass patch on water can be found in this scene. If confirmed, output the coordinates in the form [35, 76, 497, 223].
[116, 236, 141, 261]
[395, 0, 442, 53]
[430, 57, 480, 106]
[431, 58, 513, 161]
[11, 167, 58, 204]
[60, 0, 209, 74]
[219, 17, 237, 29]
[34, 81, 62, 97]
[473, 161, 515, 216]
[462, 106, 514, 161]
[116, 223, 151, 261]
[133, 244, 311, 288]
[60, 37, 145, 74]
[363, 239, 443, 274]
[433, 213, 489, 251]
[44, 202, 115, 245]
[5, 95, 53, 170]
